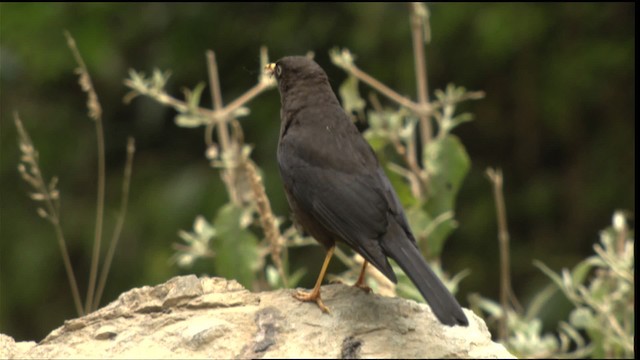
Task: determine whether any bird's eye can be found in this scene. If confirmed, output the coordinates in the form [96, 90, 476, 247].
[275, 64, 283, 77]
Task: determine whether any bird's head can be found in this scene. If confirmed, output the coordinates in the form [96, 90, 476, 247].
[265, 56, 330, 97]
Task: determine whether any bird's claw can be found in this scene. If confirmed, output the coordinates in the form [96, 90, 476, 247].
[352, 282, 372, 294]
[329, 278, 372, 293]
[293, 290, 331, 314]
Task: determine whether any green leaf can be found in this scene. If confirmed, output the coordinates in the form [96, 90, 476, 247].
[211, 203, 261, 288]
[151, 68, 171, 90]
[338, 75, 365, 117]
[265, 265, 280, 288]
[363, 131, 389, 152]
[384, 164, 420, 208]
[441, 112, 474, 135]
[421, 134, 470, 256]
[423, 135, 470, 204]
[185, 82, 206, 113]
[570, 257, 598, 285]
[470, 294, 503, 318]
[406, 205, 433, 241]
[534, 260, 565, 290]
[175, 114, 207, 128]
[525, 283, 558, 320]
[329, 47, 355, 70]
[569, 307, 595, 329]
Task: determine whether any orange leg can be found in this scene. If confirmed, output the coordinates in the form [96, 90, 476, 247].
[294, 245, 335, 313]
[352, 260, 372, 293]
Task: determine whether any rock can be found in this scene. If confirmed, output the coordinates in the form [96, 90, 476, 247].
[1, 275, 515, 359]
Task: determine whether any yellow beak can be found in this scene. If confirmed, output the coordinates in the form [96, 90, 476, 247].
[265, 63, 276, 75]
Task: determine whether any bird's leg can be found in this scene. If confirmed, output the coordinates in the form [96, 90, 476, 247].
[352, 260, 372, 293]
[294, 245, 335, 313]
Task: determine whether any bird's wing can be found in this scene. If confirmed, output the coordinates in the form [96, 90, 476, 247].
[278, 109, 400, 281]
[291, 164, 397, 282]
[283, 146, 469, 325]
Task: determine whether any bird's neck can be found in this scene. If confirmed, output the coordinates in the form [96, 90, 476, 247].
[281, 82, 341, 114]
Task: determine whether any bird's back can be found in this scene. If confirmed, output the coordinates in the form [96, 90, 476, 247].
[273, 56, 468, 326]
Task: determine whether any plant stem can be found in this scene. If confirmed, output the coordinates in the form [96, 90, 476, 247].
[410, 3, 433, 149]
[244, 160, 288, 287]
[86, 114, 106, 314]
[347, 64, 424, 114]
[64, 31, 105, 315]
[93, 137, 135, 310]
[206, 51, 230, 151]
[486, 168, 512, 341]
[14, 114, 84, 316]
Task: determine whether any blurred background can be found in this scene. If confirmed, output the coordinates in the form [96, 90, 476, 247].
[0, 3, 634, 342]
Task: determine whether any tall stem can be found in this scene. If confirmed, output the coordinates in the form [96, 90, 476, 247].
[411, 3, 433, 155]
[65, 31, 106, 315]
[487, 168, 512, 341]
[206, 51, 230, 151]
[93, 138, 135, 310]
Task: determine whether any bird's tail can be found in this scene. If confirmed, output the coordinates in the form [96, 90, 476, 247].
[382, 227, 468, 326]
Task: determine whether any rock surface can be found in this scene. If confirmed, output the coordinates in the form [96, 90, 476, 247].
[1, 275, 515, 359]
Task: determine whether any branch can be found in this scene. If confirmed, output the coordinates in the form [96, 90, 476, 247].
[486, 168, 520, 340]
[410, 2, 433, 148]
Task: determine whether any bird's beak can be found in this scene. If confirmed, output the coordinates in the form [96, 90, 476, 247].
[265, 63, 276, 77]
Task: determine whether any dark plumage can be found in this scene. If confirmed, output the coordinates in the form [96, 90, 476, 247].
[267, 56, 468, 327]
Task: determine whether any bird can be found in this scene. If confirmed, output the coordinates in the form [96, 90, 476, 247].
[266, 56, 468, 327]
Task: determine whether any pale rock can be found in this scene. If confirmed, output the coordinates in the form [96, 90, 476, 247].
[1, 275, 515, 359]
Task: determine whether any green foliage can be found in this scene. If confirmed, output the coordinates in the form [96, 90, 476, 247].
[11, 33, 137, 319]
[172, 215, 216, 267]
[535, 211, 634, 358]
[422, 134, 470, 257]
[210, 204, 262, 289]
[122, 49, 321, 294]
[338, 75, 366, 119]
[175, 83, 209, 128]
[364, 109, 411, 152]
[471, 211, 634, 358]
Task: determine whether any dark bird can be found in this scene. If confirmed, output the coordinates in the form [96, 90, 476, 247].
[266, 56, 468, 327]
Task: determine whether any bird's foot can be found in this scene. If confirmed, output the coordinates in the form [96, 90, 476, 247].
[329, 278, 372, 293]
[293, 289, 331, 314]
[352, 281, 372, 294]
[352, 261, 372, 293]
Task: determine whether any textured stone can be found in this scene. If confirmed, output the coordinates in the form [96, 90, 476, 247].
[1, 276, 515, 359]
